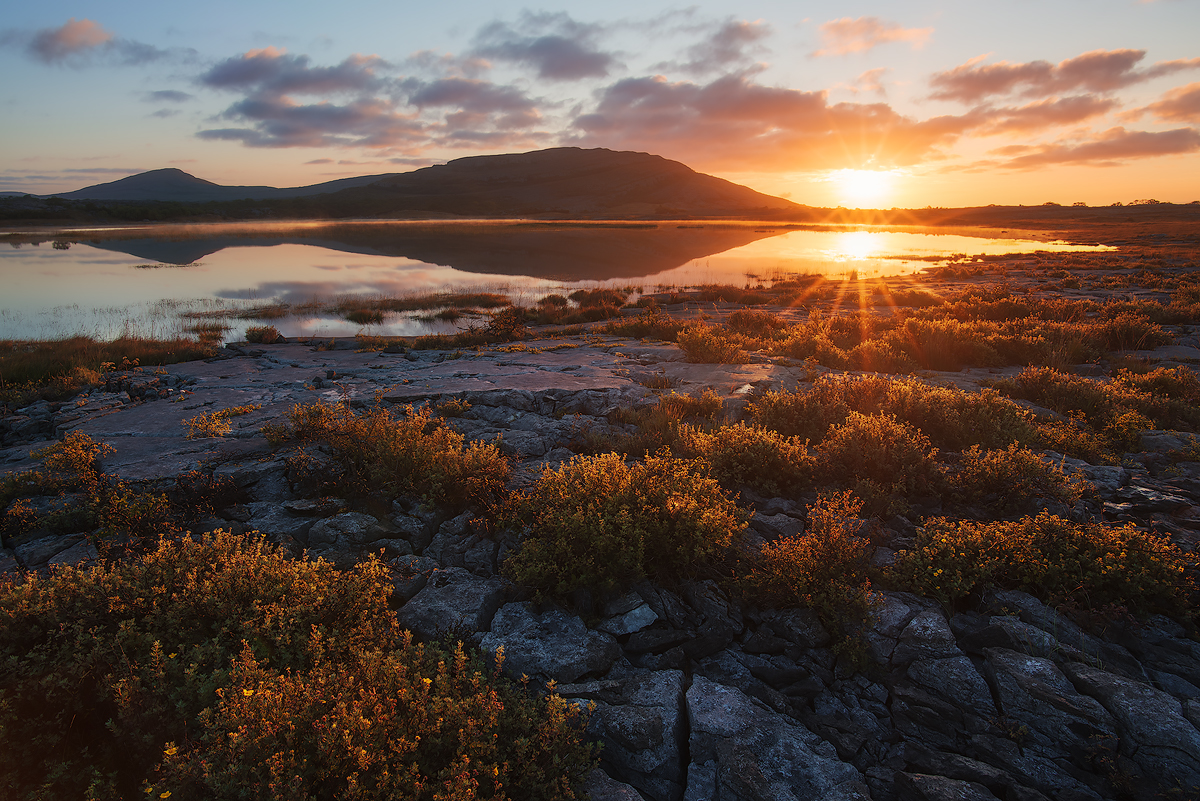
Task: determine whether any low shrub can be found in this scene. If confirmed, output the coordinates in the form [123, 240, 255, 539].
[501, 453, 747, 601]
[675, 423, 815, 496]
[890, 512, 1194, 618]
[183, 404, 261, 439]
[676, 324, 749, 363]
[600, 308, 684, 341]
[277, 401, 508, 505]
[597, 389, 725, 455]
[950, 443, 1086, 512]
[818, 413, 941, 496]
[726, 309, 788, 336]
[0, 531, 597, 801]
[736, 491, 878, 647]
[245, 325, 284, 344]
[570, 288, 628, 308]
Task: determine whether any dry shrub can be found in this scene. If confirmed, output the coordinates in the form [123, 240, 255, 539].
[891, 512, 1194, 618]
[819, 412, 941, 496]
[951, 443, 1086, 512]
[601, 308, 684, 341]
[501, 453, 746, 600]
[280, 401, 508, 505]
[0, 531, 596, 801]
[737, 491, 878, 646]
[675, 422, 815, 496]
[676, 324, 750, 363]
[245, 325, 284, 344]
[726, 309, 788, 336]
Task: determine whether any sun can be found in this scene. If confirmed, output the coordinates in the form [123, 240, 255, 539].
[831, 169, 895, 208]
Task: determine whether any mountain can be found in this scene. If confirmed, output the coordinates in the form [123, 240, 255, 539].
[45, 148, 803, 218]
[53, 169, 392, 202]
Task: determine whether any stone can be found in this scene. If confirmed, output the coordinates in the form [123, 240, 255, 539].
[599, 604, 659, 636]
[13, 533, 84, 570]
[906, 656, 997, 720]
[891, 609, 961, 668]
[685, 677, 866, 801]
[395, 567, 504, 641]
[584, 769, 648, 801]
[46, 538, 99, 567]
[243, 502, 315, 542]
[480, 603, 621, 684]
[625, 628, 692, 655]
[767, 608, 831, 649]
[307, 512, 394, 547]
[388, 554, 439, 602]
[1063, 662, 1200, 790]
[749, 513, 804, 540]
[896, 773, 1001, 801]
[982, 648, 1115, 752]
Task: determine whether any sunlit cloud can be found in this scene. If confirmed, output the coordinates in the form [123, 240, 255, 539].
[471, 12, 614, 80]
[813, 17, 932, 57]
[991, 126, 1200, 168]
[0, 17, 179, 67]
[845, 67, 890, 97]
[966, 95, 1119, 136]
[668, 19, 771, 75]
[1129, 82, 1200, 123]
[570, 73, 968, 170]
[200, 48, 389, 95]
[929, 49, 1200, 103]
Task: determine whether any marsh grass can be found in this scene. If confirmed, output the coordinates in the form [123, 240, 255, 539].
[0, 336, 215, 408]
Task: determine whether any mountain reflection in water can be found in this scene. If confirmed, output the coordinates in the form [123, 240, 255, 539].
[81, 222, 777, 282]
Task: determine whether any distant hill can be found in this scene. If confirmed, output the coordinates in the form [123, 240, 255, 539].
[43, 148, 803, 218]
[53, 169, 390, 202]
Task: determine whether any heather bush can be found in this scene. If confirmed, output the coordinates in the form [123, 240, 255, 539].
[818, 413, 941, 496]
[676, 323, 750, 363]
[590, 389, 725, 455]
[950, 443, 1086, 512]
[501, 453, 747, 600]
[276, 401, 508, 505]
[737, 492, 878, 647]
[891, 512, 1194, 618]
[675, 422, 815, 496]
[0, 532, 596, 801]
[726, 309, 788, 336]
[600, 308, 683, 341]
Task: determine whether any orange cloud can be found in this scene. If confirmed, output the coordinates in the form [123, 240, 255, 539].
[930, 49, 1200, 103]
[813, 17, 931, 57]
[29, 18, 112, 63]
[570, 73, 966, 170]
[967, 95, 1119, 136]
[1137, 82, 1200, 123]
[992, 126, 1200, 168]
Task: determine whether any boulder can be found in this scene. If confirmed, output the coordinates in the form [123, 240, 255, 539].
[395, 567, 504, 641]
[480, 603, 621, 684]
[684, 676, 866, 801]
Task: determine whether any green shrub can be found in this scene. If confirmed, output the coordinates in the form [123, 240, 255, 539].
[736, 491, 878, 647]
[890, 512, 1194, 617]
[675, 423, 815, 496]
[951, 443, 1085, 512]
[0, 531, 596, 801]
[818, 413, 941, 496]
[279, 401, 508, 505]
[501, 453, 747, 600]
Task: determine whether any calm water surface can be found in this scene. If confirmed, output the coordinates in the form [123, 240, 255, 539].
[0, 220, 1111, 341]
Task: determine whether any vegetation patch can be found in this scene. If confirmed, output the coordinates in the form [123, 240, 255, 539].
[0, 531, 596, 801]
[269, 401, 508, 506]
[501, 453, 747, 601]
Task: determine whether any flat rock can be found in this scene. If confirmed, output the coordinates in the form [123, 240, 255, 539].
[480, 603, 621, 684]
[395, 567, 504, 641]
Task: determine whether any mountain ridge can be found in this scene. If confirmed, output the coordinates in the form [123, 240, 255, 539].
[42, 148, 803, 218]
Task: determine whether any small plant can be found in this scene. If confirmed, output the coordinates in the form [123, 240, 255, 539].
[435, 397, 473, 417]
[183, 404, 261, 439]
[244, 325, 284, 344]
[951, 443, 1087, 512]
[818, 412, 942, 496]
[737, 491, 878, 649]
[277, 401, 508, 505]
[501, 453, 747, 601]
[676, 323, 749, 363]
[890, 512, 1195, 617]
[675, 422, 815, 496]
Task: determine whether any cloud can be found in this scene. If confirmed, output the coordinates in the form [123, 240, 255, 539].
[200, 48, 389, 95]
[305, 158, 334, 164]
[929, 49, 1200, 103]
[813, 17, 932, 57]
[471, 12, 614, 80]
[967, 95, 1119, 136]
[673, 19, 770, 75]
[150, 109, 180, 118]
[145, 90, 193, 103]
[992, 126, 1200, 168]
[0, 17, 175, 67]
[29, 18, 111, 63]
[198, 96, 427, 149]
[846, 67, 890, 96]
[407, 77, 540, 129]
[1134, 82, 1200, 123]
[570, 73, 967, 170]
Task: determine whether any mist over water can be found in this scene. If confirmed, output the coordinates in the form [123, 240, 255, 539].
[0, 221, 1111, 341]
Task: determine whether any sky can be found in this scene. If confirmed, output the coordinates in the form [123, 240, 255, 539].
[2, 1, 1198, 209]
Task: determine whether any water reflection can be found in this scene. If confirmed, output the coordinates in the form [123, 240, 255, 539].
[0, 221, 1111, 341]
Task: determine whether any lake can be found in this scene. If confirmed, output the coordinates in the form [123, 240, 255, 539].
[0, 220, 1112, 342]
